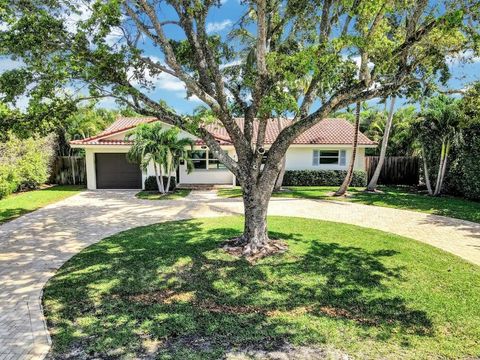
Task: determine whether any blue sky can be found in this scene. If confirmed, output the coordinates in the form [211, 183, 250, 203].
[1, 0, 479, 114]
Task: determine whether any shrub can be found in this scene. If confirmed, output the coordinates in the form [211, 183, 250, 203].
[17, 137, 54, 189]
[0, 135, 54, 195]
[283, 170, 367, 187]
[0, 164, 19, 199]
[444, 124, 480, 201]
[144, 175, 177, 191]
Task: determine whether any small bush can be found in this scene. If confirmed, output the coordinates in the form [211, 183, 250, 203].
[0, 164, 19, 199]
[283, 170, 367, 187]
[144, 175, 177, 191]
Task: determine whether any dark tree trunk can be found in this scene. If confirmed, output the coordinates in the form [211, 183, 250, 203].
[237, 168, 277, 255]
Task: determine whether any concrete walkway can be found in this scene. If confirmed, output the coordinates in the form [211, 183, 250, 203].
[0, 190, 479, 359]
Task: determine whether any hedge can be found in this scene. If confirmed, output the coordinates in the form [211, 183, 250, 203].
[144, 175, 177, 191]
[444, 124, 480, 201]
[282, 170, 367, 187]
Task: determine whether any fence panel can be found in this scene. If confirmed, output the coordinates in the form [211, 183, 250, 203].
[365, 156, 419, 185]
[49, 156, 86, 185]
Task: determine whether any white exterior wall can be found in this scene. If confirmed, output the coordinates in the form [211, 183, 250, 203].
[177, 148, 235, 184]
[285, 146, 365, 171]
[82, 145, 368, 189]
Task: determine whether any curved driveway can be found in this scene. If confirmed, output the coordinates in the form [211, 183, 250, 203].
[1, 190, 479, 359]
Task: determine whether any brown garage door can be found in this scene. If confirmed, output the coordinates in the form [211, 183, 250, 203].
[95, 153, 142, 189]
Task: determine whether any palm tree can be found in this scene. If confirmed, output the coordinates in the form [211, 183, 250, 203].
[126, 123, 193, 194]
[159, 127, 194, 192]
[415, 96, 463, 196]
[366, 96, 396, 192]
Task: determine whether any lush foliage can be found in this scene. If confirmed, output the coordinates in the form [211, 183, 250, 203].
[442, 84, 480, 200]
[0, 185, 83, 223]
[43, 216, 480, 359]
[283, 170, 367, 187]
[56, 106, 119, 156]
[0, 135, 55, 198]
[127, 123, 193, 194]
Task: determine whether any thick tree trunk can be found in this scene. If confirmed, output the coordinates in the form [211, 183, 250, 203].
[421, 144, 433, 195]
[242, 189, 270, 255]
[335, 101, 361, 196]
[366, 97, 396, 191]
[236, 169, 278, 255]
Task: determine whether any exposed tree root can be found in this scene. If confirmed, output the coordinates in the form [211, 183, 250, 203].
[223, 237, 288, 263]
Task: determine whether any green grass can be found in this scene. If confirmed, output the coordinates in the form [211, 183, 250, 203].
[0, 185, 84, 224]
[43, 216, 480, 359]
[136, 189, 191, 200]
[218, 186, 480, 223]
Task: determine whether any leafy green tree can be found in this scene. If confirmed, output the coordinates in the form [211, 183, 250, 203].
[1, 0, 479, 254]
[127, 123, 193, 194]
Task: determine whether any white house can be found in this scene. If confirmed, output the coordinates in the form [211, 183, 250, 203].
[70, 117, 377, 189]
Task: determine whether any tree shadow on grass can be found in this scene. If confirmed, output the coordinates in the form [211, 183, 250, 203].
[43, 218, 432, 359]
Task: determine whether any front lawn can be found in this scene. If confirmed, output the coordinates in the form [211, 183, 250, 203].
[43, 216, 480, 359]
[218, 186, 480, 223]
[136, 189, 191, 200]
[0, 185, 84, 224]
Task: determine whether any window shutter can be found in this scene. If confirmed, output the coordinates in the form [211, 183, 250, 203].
[339, 150, 346, 166]
[312, 150, 319, 166]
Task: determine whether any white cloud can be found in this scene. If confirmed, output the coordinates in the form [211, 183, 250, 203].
[447, 50, 480, 65]
[63, 1, 92, 34]
[220, 59, 242, 69]
[206, 19, 232, 33]
[105, 27, 124, 47]
[0, 57, 24, 73]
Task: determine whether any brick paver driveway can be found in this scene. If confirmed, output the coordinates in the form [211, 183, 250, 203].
[1, 190, 479, 359]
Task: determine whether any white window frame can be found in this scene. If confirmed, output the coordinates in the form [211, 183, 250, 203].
[188, 150, 227, 171]
[313, 149, 347, 166]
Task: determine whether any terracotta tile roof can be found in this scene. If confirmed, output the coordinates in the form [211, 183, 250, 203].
[202, 118, 376, 146]
[70, 116, 376, 146]
[70, 117, 156, 145]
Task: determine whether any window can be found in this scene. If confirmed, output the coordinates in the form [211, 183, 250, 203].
[313, 150, 346, 166]
[188, 150, 226, 170]
[189, 150, 207, 169]
[208, 158, 227, 169]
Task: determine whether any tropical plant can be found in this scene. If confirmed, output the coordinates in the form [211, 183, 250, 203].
[415, 96, 464, 196]
[127, 123, 193, 194]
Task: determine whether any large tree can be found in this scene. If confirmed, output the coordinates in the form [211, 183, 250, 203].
[1, 0, 479, 254]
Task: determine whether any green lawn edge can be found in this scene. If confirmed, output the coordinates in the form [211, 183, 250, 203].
[0, 185, 85, 224]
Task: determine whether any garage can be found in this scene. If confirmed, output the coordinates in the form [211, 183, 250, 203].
[95, 153, 142, 189]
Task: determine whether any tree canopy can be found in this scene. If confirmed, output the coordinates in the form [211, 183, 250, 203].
[1, 0, 479, 250]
